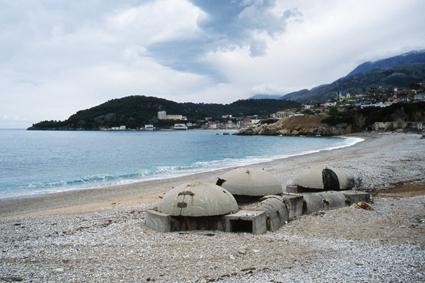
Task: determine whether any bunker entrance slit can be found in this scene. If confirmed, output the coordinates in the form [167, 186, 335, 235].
[229, 219, 253, 233]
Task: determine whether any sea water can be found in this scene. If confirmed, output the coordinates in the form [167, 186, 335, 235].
[0, 129, 363, 198]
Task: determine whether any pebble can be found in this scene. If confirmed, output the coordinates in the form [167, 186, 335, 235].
[0, 133, 424, 282]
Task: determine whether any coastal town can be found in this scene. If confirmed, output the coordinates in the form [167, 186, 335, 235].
[102, 82, 425, 133]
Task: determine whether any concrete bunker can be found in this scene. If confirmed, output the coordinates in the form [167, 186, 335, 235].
[256, 195, 289, 231]
[286, 166, 354, 193]
[224, 210, 267, 234]
[146, 182, 238, 232]
[145, 168, 371, 234]
[217, 168, 282, 202]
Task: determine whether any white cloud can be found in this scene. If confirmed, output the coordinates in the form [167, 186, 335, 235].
[202, 0, 425, 96]
[0, 0, 425, 128]
[0, 0, 208, 126]
[105, 0, 206, 45]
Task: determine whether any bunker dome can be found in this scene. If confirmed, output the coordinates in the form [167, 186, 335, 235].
[157, 182, 238, 217]
[287, 166, 354, 191]
[217, 168, 282, 196]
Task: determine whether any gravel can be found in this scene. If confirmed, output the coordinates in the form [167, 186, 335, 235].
[1, 133, 425, 282]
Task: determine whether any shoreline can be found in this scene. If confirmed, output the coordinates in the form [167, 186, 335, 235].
[1, 132, 424, 282]
[0, 134, 363, 201]
[1, 132, 424, 218]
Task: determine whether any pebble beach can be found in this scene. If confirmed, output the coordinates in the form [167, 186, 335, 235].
[1, 133, 425, 282]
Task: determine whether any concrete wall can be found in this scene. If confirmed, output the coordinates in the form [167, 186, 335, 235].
[224, 210, 267, 235]
[257, 196, 289, 231]
[145, 210, 171, 232]
[145, 191, 371, 234]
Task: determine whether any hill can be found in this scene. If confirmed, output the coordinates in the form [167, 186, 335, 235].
[282, 50, 425, 102]
[347, 50, 425, 77]
[28, 96, 299, 130]
[249, 94, 282, 100]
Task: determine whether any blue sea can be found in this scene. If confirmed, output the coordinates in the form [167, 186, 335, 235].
[0, 129, 363, 198]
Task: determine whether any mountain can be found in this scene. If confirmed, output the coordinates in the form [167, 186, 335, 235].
[282, 50, 425, 102]
[249, 94, 282, 100]
[347, 50, 425, 77]
[279, 89, 309, 101]
[28, 96, 300, 130]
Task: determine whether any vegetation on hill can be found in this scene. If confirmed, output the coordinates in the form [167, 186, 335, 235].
[283, 50, 425, 102]
[28, 96, 300, 130]
[239, 102, 425, 136]
[346, 50, 425, 77]
[322, 102, 425, 129]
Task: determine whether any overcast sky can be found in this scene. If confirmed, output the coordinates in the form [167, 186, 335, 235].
[1, 0, 425, 128]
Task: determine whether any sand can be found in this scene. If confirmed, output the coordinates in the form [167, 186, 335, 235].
[0, 132, 424, 282]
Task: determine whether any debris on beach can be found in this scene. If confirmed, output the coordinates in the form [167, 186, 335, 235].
[351, 201, 374, 210]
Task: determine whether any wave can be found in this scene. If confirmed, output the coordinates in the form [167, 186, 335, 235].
[2, 136, 364, 199]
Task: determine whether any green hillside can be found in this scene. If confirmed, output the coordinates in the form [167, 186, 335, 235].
[28, 96, 299, 130]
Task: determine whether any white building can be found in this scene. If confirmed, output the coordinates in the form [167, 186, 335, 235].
[414, 93, 425, 102]
[157, 111, 167, 120]
[157, 111, 187, 121]
[275, 111, 295, 118]
[111, 125, 126, 131]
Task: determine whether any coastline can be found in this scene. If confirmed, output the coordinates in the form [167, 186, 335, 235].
[1, 132, 424, 282]
[1, 132, 424, 218]
[0, 134, 362, 199]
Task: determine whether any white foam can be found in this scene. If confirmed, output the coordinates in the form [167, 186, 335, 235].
[1, 136, 364, 199]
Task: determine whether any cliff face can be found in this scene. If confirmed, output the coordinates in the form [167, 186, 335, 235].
[238, 114, 352, 136]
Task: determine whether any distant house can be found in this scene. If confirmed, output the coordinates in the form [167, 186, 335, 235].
[274, 111, 295, 118]
[414, 93, 425, 102]
[360, 102, 392, 109]
[157, 111, 167, 120]
[111, 125, 126, 131]
[208, 122, 218, 129]
[157, 111, 187, 121]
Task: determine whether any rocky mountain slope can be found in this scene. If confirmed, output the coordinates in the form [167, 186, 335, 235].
[283, 50, 425, 102]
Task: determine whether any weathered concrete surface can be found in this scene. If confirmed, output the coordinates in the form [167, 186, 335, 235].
[288, 166, 354, 192]
[302, 193, 325, 214]
[225, 210, 267, 234]
[145, 209, 171, 232]
[343, 191, 371, 204]
[319, 191, 347, 210]
[158, 182, 238, 217]
[281, 194, 304, 220]
[218, 168, 282, 196]
[257, 196, 289, 231]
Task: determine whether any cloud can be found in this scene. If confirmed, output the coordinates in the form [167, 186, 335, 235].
[147, 0, 300, 74]
[0, 0, 425, 128]
[0, 0, 209, 126]
[202, 0, 425, 95]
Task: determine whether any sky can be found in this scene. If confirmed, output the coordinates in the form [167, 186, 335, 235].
[1, 0, 425, 128]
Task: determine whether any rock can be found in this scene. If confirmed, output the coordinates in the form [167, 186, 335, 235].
[351, 202, 373, 210]
[0, 276, 24, 282]
[237, 114, 353, 136]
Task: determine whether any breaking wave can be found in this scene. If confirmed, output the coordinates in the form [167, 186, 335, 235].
[4, 136, 364, 199]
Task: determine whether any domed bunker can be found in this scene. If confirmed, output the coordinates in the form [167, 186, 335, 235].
[286, 166, 354, 193]
[217, 168, 283, 202]
[145, 170, 371, 234]
[145, 182, 239, 232]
